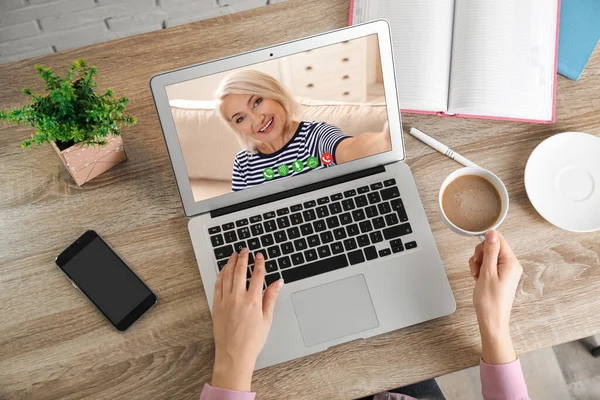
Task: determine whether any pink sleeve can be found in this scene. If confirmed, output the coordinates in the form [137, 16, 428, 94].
[200, 383, 256, 400]
[480, 358, 530, 400]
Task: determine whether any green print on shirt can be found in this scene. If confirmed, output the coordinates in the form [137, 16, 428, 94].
[307, 156, 319, 169]
[277, 164, 289, 177]
[263, 168, 275, 180]
[292, 160, 304, 173]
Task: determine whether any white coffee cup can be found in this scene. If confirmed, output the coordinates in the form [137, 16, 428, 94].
[439, 167, 510, 241]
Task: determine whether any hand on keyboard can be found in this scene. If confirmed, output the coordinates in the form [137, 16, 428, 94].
[211, 248, 283, 392]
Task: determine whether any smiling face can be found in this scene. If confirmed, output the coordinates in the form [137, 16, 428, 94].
[221, 93, 288, 147]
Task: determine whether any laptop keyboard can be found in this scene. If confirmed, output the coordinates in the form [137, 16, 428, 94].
[208, 179, 418, 289]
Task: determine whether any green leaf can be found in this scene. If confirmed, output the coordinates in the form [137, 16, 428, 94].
[2, 59, 136, 148]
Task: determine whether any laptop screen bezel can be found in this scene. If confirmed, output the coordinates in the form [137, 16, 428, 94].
[150, 20, 404, 218]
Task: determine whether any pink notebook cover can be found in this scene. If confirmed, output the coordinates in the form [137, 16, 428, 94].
[348, 0, 561, 124]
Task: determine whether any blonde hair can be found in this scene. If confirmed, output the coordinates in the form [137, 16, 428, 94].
[215, 70, 299, 152]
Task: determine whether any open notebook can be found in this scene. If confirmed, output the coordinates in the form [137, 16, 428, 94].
[350, 0, 560, 123]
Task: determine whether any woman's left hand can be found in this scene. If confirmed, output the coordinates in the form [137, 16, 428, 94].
[335, 121, 392, 163]
[211, 249, 283, 392]
[382, 120, 389, 137]
[378, 120, 391, 151]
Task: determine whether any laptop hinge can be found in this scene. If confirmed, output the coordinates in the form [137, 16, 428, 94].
[210, 165, 386, 218]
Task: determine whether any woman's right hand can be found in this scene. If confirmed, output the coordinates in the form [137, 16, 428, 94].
[211, 249, 283, 391]
[469, 230, 523, 364]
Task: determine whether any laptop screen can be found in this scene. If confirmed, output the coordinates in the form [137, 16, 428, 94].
[165, 34, 390, 203]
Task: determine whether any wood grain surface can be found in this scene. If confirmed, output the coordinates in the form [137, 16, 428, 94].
[1, 1, 599, 398]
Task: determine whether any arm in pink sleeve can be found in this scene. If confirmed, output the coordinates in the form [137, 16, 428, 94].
[200, 383, 256, 400]
[480, 358, 530, 400]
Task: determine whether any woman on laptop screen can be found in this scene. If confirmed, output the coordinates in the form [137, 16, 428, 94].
[216, 70, 391, 191]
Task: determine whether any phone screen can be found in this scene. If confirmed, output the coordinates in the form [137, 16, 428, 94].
[58, 232, 155, 330]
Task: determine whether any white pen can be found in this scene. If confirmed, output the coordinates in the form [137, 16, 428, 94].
[408, 127, 479, 168]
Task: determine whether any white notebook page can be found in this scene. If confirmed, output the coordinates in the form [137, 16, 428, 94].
[353, 0, 455, 112]
[448, 0, 558, 120]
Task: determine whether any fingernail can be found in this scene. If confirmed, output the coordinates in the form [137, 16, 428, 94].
[276, 279, 284, 290]
[486, 230, 498, 243]
[231, 251, 236, 257]
[241, 248, 248, 254]
[256, 252, 263, 259]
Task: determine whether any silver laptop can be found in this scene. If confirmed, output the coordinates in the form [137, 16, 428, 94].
[150, 20, 455, 369]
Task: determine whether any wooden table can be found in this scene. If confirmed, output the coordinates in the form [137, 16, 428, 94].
[1, 1, 599, 398]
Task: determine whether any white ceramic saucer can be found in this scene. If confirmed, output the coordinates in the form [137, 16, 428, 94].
[525, 132, 600, 232]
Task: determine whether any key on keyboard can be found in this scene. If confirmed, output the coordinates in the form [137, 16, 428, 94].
[281, 254, 348, 283]
[209, 179, 415, 286]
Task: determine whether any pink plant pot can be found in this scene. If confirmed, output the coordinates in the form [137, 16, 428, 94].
[51, 135, 127, 186]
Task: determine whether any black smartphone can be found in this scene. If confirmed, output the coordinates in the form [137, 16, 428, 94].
[55, 230, 157, 331]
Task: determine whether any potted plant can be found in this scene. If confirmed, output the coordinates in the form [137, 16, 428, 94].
[0, 59, 136, 186]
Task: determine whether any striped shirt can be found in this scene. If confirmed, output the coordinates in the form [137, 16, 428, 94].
[231, 121, 350, 192]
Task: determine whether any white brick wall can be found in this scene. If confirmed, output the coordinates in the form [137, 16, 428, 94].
[0, 20, 39, 42]
[0, 0, 26, 13]
[0, 0, 286, 64]
[39, 0, 157, 32]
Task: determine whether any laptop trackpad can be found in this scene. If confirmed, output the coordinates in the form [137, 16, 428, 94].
[291, 274, 379, 347]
